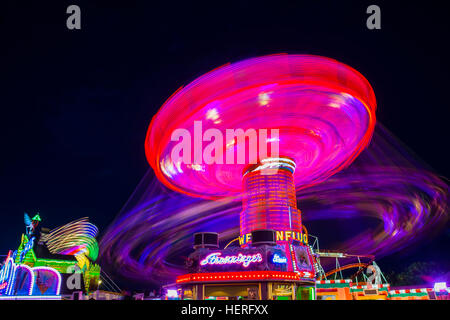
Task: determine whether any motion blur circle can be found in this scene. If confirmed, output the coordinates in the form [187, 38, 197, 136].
[145, 54, 376, 199]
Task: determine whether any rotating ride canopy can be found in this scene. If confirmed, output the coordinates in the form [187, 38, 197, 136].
[145, 54, 376, 199]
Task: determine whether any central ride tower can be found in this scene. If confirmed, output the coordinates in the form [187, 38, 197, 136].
[240, 157, 302, 240]
[239, 157, 309, 273]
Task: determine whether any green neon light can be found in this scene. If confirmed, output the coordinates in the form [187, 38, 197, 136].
[35, 259, 77, 265]
[15, 234, 37, 265]
[390, 292, 428, 297]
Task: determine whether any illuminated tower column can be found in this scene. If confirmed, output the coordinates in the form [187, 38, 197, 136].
[240, 157, 302, 243]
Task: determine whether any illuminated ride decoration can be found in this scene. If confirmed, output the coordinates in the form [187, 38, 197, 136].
[41, 217, 99, 261]
[24, 213, 40, 236]
[0, 252, 61, 297]
[0, 215, 101, 298]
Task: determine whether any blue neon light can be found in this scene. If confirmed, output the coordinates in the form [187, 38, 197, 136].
[272, 253, 287, 264]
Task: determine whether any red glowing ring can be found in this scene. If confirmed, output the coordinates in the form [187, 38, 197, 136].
[145, 54, 376, 199]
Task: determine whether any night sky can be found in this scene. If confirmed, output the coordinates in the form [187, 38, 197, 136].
[1, 1, 448, 276]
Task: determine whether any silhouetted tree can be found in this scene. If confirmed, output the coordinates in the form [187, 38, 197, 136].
[387, 261, 449, 286]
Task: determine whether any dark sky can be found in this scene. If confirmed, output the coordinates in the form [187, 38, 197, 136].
[1, 1, 448, 275]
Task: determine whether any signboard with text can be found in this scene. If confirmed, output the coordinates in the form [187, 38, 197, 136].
[187, 247, 288, 273]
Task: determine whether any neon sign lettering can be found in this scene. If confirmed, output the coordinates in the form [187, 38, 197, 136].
[272, 253, 287, 264]
[200, 252, 263, 268]
[239, 230, 308, 246]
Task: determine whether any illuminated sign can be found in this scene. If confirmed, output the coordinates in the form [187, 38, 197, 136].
[294, 245, 316, 275]
[272, 254, 287, 264]
[239, 230, 307, 246]
[167, 289, 178, 298]
[200, 252, 263, 268]
[434, 282, 447, 292]
[273, 283, 293, 296]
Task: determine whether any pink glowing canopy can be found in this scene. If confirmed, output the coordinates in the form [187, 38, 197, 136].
[145, 54, 376, 199]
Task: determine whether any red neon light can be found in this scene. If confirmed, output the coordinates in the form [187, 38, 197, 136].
[176, 270, 314, 284]
[145, 54, 377, 200]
